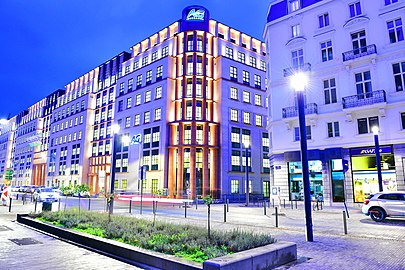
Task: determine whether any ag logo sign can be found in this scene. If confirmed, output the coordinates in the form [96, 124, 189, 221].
[186, 8, 205, 21]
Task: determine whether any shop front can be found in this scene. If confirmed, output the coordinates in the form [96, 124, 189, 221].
[288, 160, 323, 201]
[350, 145, 397, 203]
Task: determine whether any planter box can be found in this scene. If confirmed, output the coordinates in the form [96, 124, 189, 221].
[17, 214, 296, 270]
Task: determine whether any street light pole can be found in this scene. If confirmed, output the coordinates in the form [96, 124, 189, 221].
[244, 141, 250, 206]
[292, 73, 313, 242]
[109, 124, 120, 214]
[372, 126, 383, 192]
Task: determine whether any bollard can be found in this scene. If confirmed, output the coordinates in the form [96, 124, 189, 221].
[129, 200, 132, 213]
[343, 211, 348, 235]
[34, 200, 38, 213]
[23, 194, 25, 205]
[16, 194, 19, 200]
[283, 199, 286, 208]
[295, 200, 298, 209]
[58, 198, 61, 211]
[275, 206, 278, 227]
[226, 199, 229, 212]
[223, 204, 226, 222]
[291, 200, 293, 209]
[184, 202, 187, 218]
[9, 198, 12, 212]
[264, 201, 267, 215]
[88, 198, 91, 211]
[272, 198, 275, 208]
[195, 198, 198, 210]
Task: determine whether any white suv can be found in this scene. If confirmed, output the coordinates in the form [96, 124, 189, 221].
[362, 191, 405, 222]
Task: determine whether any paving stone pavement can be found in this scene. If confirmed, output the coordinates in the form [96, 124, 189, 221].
[2, 199, 405, 270]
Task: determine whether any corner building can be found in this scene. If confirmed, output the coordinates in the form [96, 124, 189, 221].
[264, 0, 405, 205]
[114, 6, 269, 199]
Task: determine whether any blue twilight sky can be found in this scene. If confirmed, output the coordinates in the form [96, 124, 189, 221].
[0, 0, 271, 119]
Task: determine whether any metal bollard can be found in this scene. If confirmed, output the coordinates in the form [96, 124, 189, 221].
[343, 211, 348, 235]
[291, 200, 293, 209]
[264, 201, 267, 215]
[58, 198, 61, 211]
[224, 204, 226, 222]
[16, 194, 19, 200]
[272, 199, 275, 208]
[295, 200, 298, 209]
[23, 194, 25, 205]
[275, 206, 278, 227]
[283, 199, 286, 208]
[184, 202, 187, 218]
[195, 198, 198, 210]
[226, 199, 229, 212]
[129, 200, 132, 213]
[34, 200, 38, 213]
[88, 198, 91, 211]
[9, 198, 12, 212]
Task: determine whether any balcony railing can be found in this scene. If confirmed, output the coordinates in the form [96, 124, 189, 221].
[283, 63, 311, 77]
[282, 103, 318, 118]
[342, 90, 386, 109]
[342, 44, 377, 62]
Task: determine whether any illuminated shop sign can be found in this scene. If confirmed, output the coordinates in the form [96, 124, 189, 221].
[186, 8, 205, 21]
[350, 146, 392, 156]
[130, 134, 142, 145]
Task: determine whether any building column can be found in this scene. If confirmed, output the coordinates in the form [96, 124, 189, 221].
[176, 147, 184, 198]
[167, 148, 176, 198]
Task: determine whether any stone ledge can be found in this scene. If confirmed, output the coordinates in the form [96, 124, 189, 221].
[17, 214, 297, 270]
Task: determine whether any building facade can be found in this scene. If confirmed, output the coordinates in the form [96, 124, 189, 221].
[1, 6, 270, 200]
[264, 0, 405, 205]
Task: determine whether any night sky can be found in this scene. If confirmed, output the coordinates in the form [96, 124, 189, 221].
[0, 0, 270, 119]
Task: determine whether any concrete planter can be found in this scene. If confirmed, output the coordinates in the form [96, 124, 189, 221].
[17, 214, 296, 270]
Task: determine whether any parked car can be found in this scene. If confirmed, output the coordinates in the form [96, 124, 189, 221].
[33, 188, 59, 202]
[72, 191, 90, 198]
[362, 192, 405, 222]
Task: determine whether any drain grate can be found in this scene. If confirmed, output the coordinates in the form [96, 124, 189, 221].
[0, 225, 12, 232]
[9, 238, 42, 246]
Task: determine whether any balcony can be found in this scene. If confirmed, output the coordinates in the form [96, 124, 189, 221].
[342, 90, 386, 109]
[282, 103, 318, 118]
[342, 44, 377, 62]
[283, 63, 311, 77]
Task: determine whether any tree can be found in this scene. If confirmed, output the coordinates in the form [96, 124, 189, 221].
[74, 184, 90, 213]
[203, 195, 213, 239]
[60, 185, 74, 211]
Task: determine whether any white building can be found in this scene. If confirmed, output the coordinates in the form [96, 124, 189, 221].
[264, 0, 405, 205]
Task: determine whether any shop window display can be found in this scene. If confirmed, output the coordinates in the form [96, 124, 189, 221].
[288, 160, 323, 201]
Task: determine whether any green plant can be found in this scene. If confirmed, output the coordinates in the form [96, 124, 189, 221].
[203, 195, 213, 239]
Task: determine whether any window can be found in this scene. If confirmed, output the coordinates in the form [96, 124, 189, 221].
[187, 35, 193, 51]
[154, 108, 161, 121]
[126, 97, 132, 109]
[294, 126, 311, 141]
[162, 46, 169, 57]
[144, 111, 150, 123]
[134, 114, 140, 126]
[292, 24, 301, 37]
[186, 101, 192, 120]
[136, 74, 142, 88]
[133, 61, 139, 70]
[135, 94, 141, 105]
[125, 65, 130, 74]
[225, 47, 233, 58]
[250, 56, 257, 67]
[385, 0, 398, 5]
[231, 180, 239, 194]
[196, 79, 203, 97]
[319, 13, 330, 28]
[321, 41, 333, 62]
[243, 112, 251, 124]
[196, 101, 202, 120]
[289, 0, 300, 12]
[355, 71, 372, 98]
[243, 91, 250, 103]
[142, 56, 148, 66]
[197, 35, 203, 52]
[254, 74, 261, 88]
[184, 125, 191, 144]
[145, 90, 151, 102]
[255, 94, 262, 106]
[387, 19, 404, 44]
[401, 112, 405, 129]
[125, 117, 131, 128]
[146, 70, 152, 84]
[231, 150, 241, 171]
[230, 109, 238, 121]
[357, 116, 379, 134]
[328, 122, 340, 137]
[242, 70, 250, 85]
[292, 49, 304, 68]
[196, 56, 203, 75]
[238, 52, 245, 63]
[255, 114, 263, 126]
[119, 82, 125, 96]
[349, 2, 362, 17]
[117, 100, 123, 112]
[230, 66, 237, 81]
[230, 87, 238, 100]
[155, 86, 162, 99]
[393, 61, 405, 91]
[351, 30, 367, 54]
[151, 51, 158, 62]
[187, 56, 193, 75]
[128, 79, 133, 92]
[186, 78, 193, 97]
[196, 125, 204, 144]
[260, 60, 266, 71]
[156, 66, 163, 80]
[262, 132, 269, 152]
[324, 78, 337, 104]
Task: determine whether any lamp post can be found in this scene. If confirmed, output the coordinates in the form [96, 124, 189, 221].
[109, 124, 120, 214]
[372, 126, 383, 192]
[291, 72, 313, 242]
[244, 141, 250, 206]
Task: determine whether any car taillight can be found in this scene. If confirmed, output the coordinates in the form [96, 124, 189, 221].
[364, 199, 370, 205]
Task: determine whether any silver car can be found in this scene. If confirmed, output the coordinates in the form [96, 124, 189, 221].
[362, 191, 405, 222]
[33, 188, 59, 202]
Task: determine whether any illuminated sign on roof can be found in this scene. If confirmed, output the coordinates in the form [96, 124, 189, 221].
[186, 8, 205, 21]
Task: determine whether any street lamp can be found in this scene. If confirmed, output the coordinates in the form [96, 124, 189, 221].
[291, 72, 313, 242]
[372, 126, 383, 192]
[109, 123, 120, 214]
[244, 141, 250, 206]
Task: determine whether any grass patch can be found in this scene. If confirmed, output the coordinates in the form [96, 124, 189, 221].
[36, 210, 275, 263]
